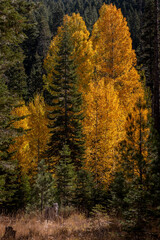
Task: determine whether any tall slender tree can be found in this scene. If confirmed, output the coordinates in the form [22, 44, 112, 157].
[44, 25, 85, 169]
[10, 94, 49, 178]
[44, 13, 94, 93]
[84, 79, 125, 185]
[139, 0, 160, 134]
[153, 0, 160, 134]
[91, 4, 144, 116]
[0, 79, 24, 212]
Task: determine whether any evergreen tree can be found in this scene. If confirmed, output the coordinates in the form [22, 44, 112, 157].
[45, 25, 85, 169]
[139, 0, 155, 91]
[5, 63, 28, 99]
[0, 160, 20, 213]
[23, 3, 51, 100]
[74, 169, 95, 212]
[0, 0, 27, 74]
[0, 0, 32, 99]
[55, 144, 76, 207]
[152, 0, 160, 134]
[0, 79, 26, 212]
[111, 97, 151, 233]
[84, 4, 98, 32]
[47, 0, 64, 35]
[32, 159, 55, 212]
[139, 0, 160, 134]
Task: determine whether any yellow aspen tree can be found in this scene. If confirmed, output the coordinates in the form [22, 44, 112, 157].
[10, 102, 31, 175]
[63, 13, 94, 90]
[27, 94, 50, 169]
[10, 94, 49, 178]
[91, 4, 144, 113]
[83, 79, 125, 185]
[43, 13, 94, 92]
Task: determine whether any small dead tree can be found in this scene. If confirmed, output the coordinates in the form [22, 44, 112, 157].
[44, 203, 59, 221]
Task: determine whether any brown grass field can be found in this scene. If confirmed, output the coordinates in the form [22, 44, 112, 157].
[0, 211, 159, 240]
[0, 211, 125, 240]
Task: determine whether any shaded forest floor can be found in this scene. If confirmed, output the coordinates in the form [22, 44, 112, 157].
[0, 212, 159, 240]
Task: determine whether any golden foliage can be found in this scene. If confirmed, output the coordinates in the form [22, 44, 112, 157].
[83, 4, 149, 185]
[27, 94, 50, 163]
[63, 13, 94, 90]
[10, 94, 49, 177]
[10, 102, 31, 174]
[10, 5, 150, 187]
[91, 4, 144, 113]
[43, 13, 94, 92]
[83, 79, 125, 185]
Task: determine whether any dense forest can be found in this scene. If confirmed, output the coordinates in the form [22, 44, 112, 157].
[0, 0, 160, 239]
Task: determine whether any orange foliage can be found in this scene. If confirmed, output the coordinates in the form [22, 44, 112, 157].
[83, 79, 125, 185]
[43, 13, 94, 92]
[91, 4, 144, 113]
[83, 4, 148, 185]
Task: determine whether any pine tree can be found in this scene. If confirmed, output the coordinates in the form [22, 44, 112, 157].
[84, 3, 98, 32]
[0, 79, 25, 212]
[5, 63, 28, 99]
[44, 25, 85, 169]
[22, 3, 51, 100]
[32, 159, 55, 212]
[152, 0, 160, 134]
[139, 0, 155, 91]
[48, 0, 64, 35]
[55, 145, 76, 207]
[0, 0, 32, 99]
[0, 0, 27, 74]
[114, 97, 150, 233]
[139, 0, 160, 134]
[119, 97, 150, 185]
[74, 168, 95, 212]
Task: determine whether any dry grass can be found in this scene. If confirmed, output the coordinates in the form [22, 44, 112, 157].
[0, 211, 124, 240]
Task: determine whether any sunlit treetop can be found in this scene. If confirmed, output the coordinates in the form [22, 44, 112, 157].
[44, 13, 94, 92]
[91, 4, 144, 113]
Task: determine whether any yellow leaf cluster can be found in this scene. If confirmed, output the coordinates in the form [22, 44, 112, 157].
[91, 4, 144, 113]
[83, 4, 149, 185]
[10, 102, 31, 174]
[43, 13, 94, 92]
[10, 94, 49, 178]
[84, 79, 125, 185]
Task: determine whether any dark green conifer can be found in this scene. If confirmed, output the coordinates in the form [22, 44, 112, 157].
[55, 145, 76, 207]
[110, 98, 150, 233]
[23, 3, 51, 100]
[32, 159, 55, 212]
[74, 169, 94, 212]
[0, 0, 32, 100]
[0, 79, 26, 212]
[48, 0, 64, 35]
[138, 0, 155, 91]
[46, 26, 85, 169]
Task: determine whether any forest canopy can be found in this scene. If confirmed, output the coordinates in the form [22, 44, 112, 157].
[0, 0, 160, 238]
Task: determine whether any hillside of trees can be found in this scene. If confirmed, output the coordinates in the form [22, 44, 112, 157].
[0, 0, 160, 239]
